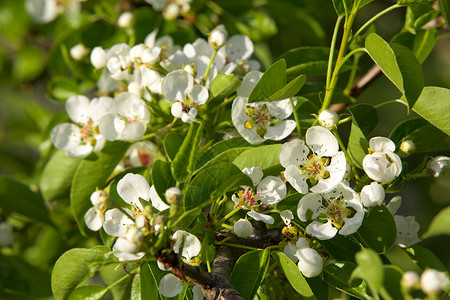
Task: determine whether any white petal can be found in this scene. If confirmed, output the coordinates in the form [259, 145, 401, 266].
[296, 238, 310, 249]
[264, 120, 297, 141]
[306, 126, 339, 157]
[369, 137, 396, 153]
[387, 195, 402, 215]
[306, 220, 338, 240]
[311, 151, 346, 194]
[89, 97, 114, 124]
[149, 185, 170, 211]
[242, 167, 263, 186]
[191, 85, 209, 105]
[193, 284, 205, 300]
[279, 139, 308, 168]
[113, 236, 140, 254]
[296, 247, 323, 277]
[266, 99, 294, 120]
[280, 210, 294, 225]
[247, 209, 274, 224]
[122, 122, 146, 141]
[226, 35, 254, 62]
[283, 242, 299, 263]
[51, 123, 80, 151]
[103, 208, 134, 237]
[67, 144, 94, 158]
[257, 176, 286, 205]
[395, 215, 421, 248]
[231, 97, 265, 145]
[159, 274, 183, 298]
[117, 173, 150, 210]
[172, 230, 201, 261]
[285, 165, 309, 194]
[113, 250, 145, 261]
[234, 219, 253, 238]
[360, 182, 385, 207]
[162, 69, 193, 101]
[171, 102, 183, 118]
[236, 71, 262, 98]
[84, 207, 103, 231]
[297, 193, 324, 222]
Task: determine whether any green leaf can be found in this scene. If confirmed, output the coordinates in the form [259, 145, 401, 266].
[405, 245, 448, 272]
[319, 234, 361, 262]
[12, 45, 46, 81]
[52, 248, 112, 300]
[332, 0, 374, 16]
[347, 104, 379, 169]
[357, 205, 397, 253]
[389, 117, 429, 144]
[164, 133, 184, 161]
[404, 124, 450, 153]
[352, 249, 384, 294]
[439, 0, 450, 28]
[184, 162, 251, 210]
[271, 252, 315, 299]
[233, 144, 283, 175]
[70, 141, 129, 236]
[40, 151, 81, 201]
[404, 4, 436, 33]
[412, 86, 450, 135]
[383, 266, 404, 300]
[412, 28, 437, 63]
[399, 0, 435, 4]
[230, 249, 270, 300]
[197, 147, 250, 173]
[365, 33, 424, 110]
[195, 137, 251, 170]
[209, 73, 241, 99]
[235, 10, 277, 42]
[279, 47, 333, 78]
[151, 160, 175, 203]
[99, 263, 133, 300]
[0, 176, 53, 226]
[323, 262, 372, 300]
[422, 206, 450, 239]
[68, 285, 108, 300]
[47, 77, 82, 102]
[268, 74, 306, 102]
[171, 122, 202, 183]
[139, 262, 160, 300]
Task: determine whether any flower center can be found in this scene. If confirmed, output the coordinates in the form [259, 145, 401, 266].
[235, 186, 259, 209]
[244, 104, 280, 137]
[137, 148, 153, 167]
[324, 200, 350, 229]
[78, 119, 99, 145]
[300, 155, 330, 185]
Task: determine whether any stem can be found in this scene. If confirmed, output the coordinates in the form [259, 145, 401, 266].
[105, 271, 134, 292]
[289, 97, 302, 137]
[326, 16, 343, 89]
[344, 52, 362, 94]
[211, 95, 236, 113]
[214, 242, 260, 251]
[216, 207, 241, 227]
[374, 99, 405, 109]
[203, 49, 218, 82]
[350, 4, 402, 45]
[338, 116, 352, 125]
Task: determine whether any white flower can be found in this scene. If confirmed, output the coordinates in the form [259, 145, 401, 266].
[283, 238, 310, 264]
[225, 35, 254, 63]
[163, 3, 180, 20]
[399, 140, 416, 157]
[394, 215, 420, 248]
[159, 274, 183, 297]
[117, 173, 150, 211]
[99, 92, 150, 141]
[162, 70, 208, 123]
[402, 271, 419, 288]
[103, 208, 136, 237]
[234, 219, 253, 238]
[280, 210, 294, 225]
[84, 190, 108, 231]
[106, 43, 132, 80]
[90, 47, 107, 69]
[209, 25, 228, 49]
[51, 95, 112, 157]
[420, 269, 449, 294]
[280, 126, 347, 194]
[297, 183, 364, 240]
[296, 247, 323, 278]
[318, 109, 339, 129]
[360, 182, 385, 207]
[172, 230, 201, 263]
[25, 0, 61, 23]
[149, 185, 170, 211]
[70, 44, 89, 61]
[428, 156, 450, 177]
[126, 141, 156, 167]
[231, 71, 296, 144]
[118, 12, 134, 28]
[363, 137, 402, 183]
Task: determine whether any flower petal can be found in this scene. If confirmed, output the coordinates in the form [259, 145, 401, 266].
[117, 173, 150, 210]
[279, 139, 309, 168]
[296, 247, 323, 277]
[103, 208, 134, 237]
[84, 207, 103, 231]
[236, 71, 262, 98]
[285, 165, 309, 194]
[306, 126, 339, 157]
[242, 167, 264, 186]
[149, 185, 170, 211]
[306, 220, 338, 240]
[257, 176, 286, 205]
[369, 137, 396, 152]
[311, 151, 346, 193]
[297, 193, 324, 222]
[264, 120, 297, 141]
[172, 230, 201, 261]
[159, 274, 183, 298]
[162, 69, 193, 101]
[247, 209, 274, 224]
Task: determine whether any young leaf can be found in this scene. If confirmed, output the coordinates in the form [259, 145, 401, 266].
[439, 0, 450, 28]
[357, 205, 397, 253]
[171, 122, 202, 183]
[0, 176, 53, 226]
[332, 0, 374, 16]
[230, 249, 270, 300]
[139, 262, 160, 300]
[68, 285, 108, 300]
[352, 249, 384, 295]
[365, 33, 424, 110]
[382, 266, 404, 300]
[412, 86, 450, 135]
[233, 144, 283, 175]
[164, 133, 184, 161]
[323, 262, 372, 299]
[195, 137, 251, 170]
[151, 160, 176, 204]
[279, 47, 334, 77]
[271, 251, 315, 299]
[422, 206, 450, 239]
[40, 150, 81, 201]
[405, 245, 448, 272]
[210, 73, 241, 99]
[70, 141, 129, 236]
[412, 28, 437, 63]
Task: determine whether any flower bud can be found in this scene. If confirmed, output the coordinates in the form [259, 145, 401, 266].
[296, 247, 323, 278]
[70, 44, 89, 61]
[165, 187, 182, 204]
[420, 269, 449, 294]
[428, 156, 450, 177]
[318, 109, 339, 129]
[401, 271, 419, 289]
[118, 12, 134, 28]
[90, 190, 108, 210]
[399, 139, 416, 157]
[360, 182, 385, 207]
[90, 46, 107, 69]
[209, 25, 228, 49]
[163, 3, 180, 20]
[234, 219, 253, 238]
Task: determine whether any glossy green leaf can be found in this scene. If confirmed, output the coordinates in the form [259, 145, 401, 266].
[389, 117, 429, 144]
[332, 0, 374, 16]
[271, 252, 315, 299]
[151, 160, 175, 203]
[404, 124, 450, 153]
[404, 4, 436, 33]
[279, 47, 332, 77]
[412, 28, 437, 63]
[164, 133, 184, 161]
[184, 162, 252, 210]
[422, 206, 450, 239]
[412, 86, 450, 135]
[319, 234, 361, 262]
[40, 151, 81, 201]
[99, 263, 133, 300]
[171, 122, 202, 183]
[347, 104, 379, 169]
[52, 248, 112, 300]
[230, 249, 270, 300]
[139, 262, 160, 300]
[0, 176, 53, 226]
[439, 0, 450, 27]
[383, 266, 404, 300]
[323, 262, 372, 299]
[210, 73, 241, 99]
[68, 285, 107, 300]
[197, 147, 250, 173]
[195, 137, 251, 170]
[70, 141, 129, 235]
[365, 33, 424, 110]
[357, 205, 397, 253]
[47, 77, 82, 102]
[233, 144, 283, 175]
[352, 249, 384, 294]
[405, 245, 447, 272]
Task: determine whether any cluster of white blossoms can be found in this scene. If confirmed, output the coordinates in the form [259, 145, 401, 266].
[402, 269, 450, 297]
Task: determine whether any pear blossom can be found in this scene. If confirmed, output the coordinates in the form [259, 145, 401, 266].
[126, 141, 157, 168]
[106, 43, 132, 80]
[172, 230, 201, 264]
[363, 137, 402, 183]
[360, 182, 385, 207]
[159, 274, 183, 297]
[402, 271, 419, 289]
[165, 187, 182, 204]
[90, 46, 107, 69]
[234, 219, 253, 238]
[51, 95, 112, 158]
[318, 109, 339, 129]
[161, 69, 208, 123]
[280, 126, 347, 194]
[99, 92, 150, 141]
[296, 247, 323, 277]
[117, 12, 134, 28]
[297, 183, 364, 240]
[231, 71, 297, 144]
[113, 227, 145, 261]
[428, 156, 450, 177]
[70, 44, 89, 61]
[283, 237, 310, 263]
[84, 190, 109, 231]
[394, 215, 421, 248]
[399, 139, 416, 157]
[232, 167, 286, 224]
[420, 269, 449, 294]
[25, 0, 61, 23]
[209, 25, 228, 49]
